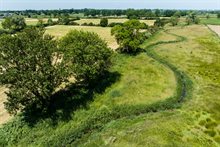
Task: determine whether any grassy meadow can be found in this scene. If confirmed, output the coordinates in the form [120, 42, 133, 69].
[74, 25, 220, 146]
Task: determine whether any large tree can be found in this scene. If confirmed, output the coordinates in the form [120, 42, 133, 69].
[2, 16, 26, 32]
[0, 27, 65, 114]
[59, 30, 113, 84]
[111, 19, 146, 53]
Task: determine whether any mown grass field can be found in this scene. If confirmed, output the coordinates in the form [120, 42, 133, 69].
[46, 25, 119, 49]
[0, 23, 219, 146]
[200, 18, 220, 25]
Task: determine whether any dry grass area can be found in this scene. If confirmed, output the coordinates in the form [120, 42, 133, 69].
[46, 25, 119, 49]
[25, 18, 58, 25]
[75, 18, 155, 26]
[208, 25, 220, 37]
[0, 87, 11, 125]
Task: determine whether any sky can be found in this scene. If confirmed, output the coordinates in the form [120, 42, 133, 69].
[0, 0, 220, 10]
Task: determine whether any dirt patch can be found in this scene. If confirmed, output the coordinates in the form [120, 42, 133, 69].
[0, 87, 11, 125]
[207, 25, 220, 37]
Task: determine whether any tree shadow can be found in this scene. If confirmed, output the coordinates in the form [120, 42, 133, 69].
[22, 71, 121, 127]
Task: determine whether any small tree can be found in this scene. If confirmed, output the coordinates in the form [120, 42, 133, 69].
[47, 18, 54, 25]
[174, 11, 181, 18]
[154, 18, 165, 27]
[59, 30, 113, 84]
[186, 15, 193, 25]
[100, 18, 108, 27]
[170, 16, 179, 26]
[36, 19, 44, 28]
[206, 14, 210, 19]
[186, 13, 200, 25]
[2, 16, 26, 32]
[217, 13, 220, 18]
[0, 27, 65, 114]
[111, 19, 145, 53]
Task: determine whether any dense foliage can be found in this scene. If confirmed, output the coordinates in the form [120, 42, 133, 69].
[0, 28, 65, 114]
[60, 30, 113, 84]
[111, 20, 146, 53]
[1, 16, 26, 32]
[100, 18, 108, 27]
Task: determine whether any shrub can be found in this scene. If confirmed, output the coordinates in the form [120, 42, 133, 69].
[170, 16, 179, 26]
[108, 22, 123, 27]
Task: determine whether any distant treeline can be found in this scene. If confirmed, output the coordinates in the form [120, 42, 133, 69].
[1, 9, 220, 19]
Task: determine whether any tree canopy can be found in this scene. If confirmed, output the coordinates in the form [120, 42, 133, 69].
[2, 16, 26, 32]
[0, 27, 65, 114]
[59, 30, 113, 84]
[100, 18, 108, 27]
[111, 19, 146, 53]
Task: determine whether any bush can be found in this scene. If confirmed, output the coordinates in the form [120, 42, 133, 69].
[81, 22, 98, 26]
[108, 22, 123, 27]
[59, 30, 113, 84]
[111, 19, 146, 53]
[100, 18, 108, 27]
[0, 27, 66, 114]
[68, 21, 80, 26]
[170, 16, 179, 26]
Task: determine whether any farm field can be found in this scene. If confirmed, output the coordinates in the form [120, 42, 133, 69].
[1, 24, 220, 146]
[46, 25, 119, 49]
[25, 18, 58, 25]
[75, 18, 155, 26]
[200, 18, 220, 25]
[208, 25, 220, 36]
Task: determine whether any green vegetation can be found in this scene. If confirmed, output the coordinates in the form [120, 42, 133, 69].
[200, 18, 220, 25]
[1, 16, 26, 32]
[59, 30, 113, 84]
[0, 10, 220, 146]
[100, 18, 108, 27]
[45, 25, 119, 49]
[170, 16, 179, 26]
[111, 19, 146, 53]
[0, 27, 65, 114]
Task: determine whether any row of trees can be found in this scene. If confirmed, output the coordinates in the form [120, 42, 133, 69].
[0, 28, 113, 114]
[3, 9, 218, 19]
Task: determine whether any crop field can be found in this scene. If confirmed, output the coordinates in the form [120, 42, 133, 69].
[46, 25, 119, 49]
[75, 18, 155, 26]
[25, 18, 58, 25]
[208, 25, 220, 36]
